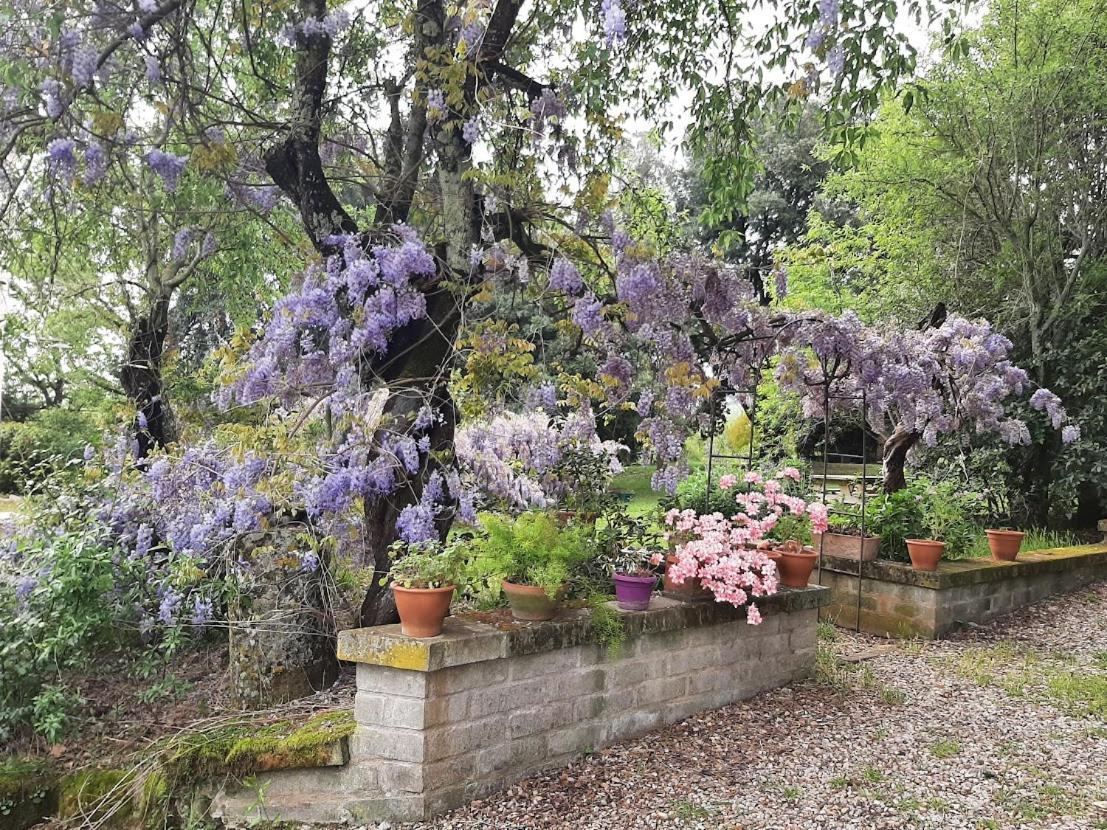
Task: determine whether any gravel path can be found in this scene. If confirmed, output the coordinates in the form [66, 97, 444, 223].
[392, 582, 1107, 830]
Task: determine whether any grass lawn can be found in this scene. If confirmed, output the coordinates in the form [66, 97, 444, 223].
[610, 465, 662, 517]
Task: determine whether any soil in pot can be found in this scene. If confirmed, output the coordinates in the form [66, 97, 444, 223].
[776, 543, 818, 588]
[905, 539, 945, 571]
[502, 580, 562, 621]
[985, 529, 1025, 562]
[663, 554, 713, 601]
[613, 572, 658, 611]
[392, 585, 455, 638]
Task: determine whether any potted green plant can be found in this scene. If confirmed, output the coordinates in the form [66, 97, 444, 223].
[873, 480, 979, 571]
[464, 512, 593, 621]
[387, 540, 463, 638]
[582, 507, 664, 610]
[608, 546, 663, 610]
[813, 513, 882, 561]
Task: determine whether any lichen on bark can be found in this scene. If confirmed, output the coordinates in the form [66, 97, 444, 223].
[228, 527, 339, 710]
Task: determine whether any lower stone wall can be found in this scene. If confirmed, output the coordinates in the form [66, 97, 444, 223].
[211, 587, 828, 825]
[821, 543, 1107, 638]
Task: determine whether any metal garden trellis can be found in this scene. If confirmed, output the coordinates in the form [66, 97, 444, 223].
[702, 380, 873, 631]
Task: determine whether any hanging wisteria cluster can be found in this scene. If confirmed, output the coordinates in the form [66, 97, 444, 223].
[538, 216, 1076, 495]
[454, 409, 626, 511]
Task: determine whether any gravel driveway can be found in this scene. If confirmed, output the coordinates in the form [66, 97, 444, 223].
[390, 582, 1107, 830]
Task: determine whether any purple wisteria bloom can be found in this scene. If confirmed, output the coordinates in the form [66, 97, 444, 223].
[146, 149, 188, 191]
[548, 258, 583, 295]
[601, 0, 626, 44]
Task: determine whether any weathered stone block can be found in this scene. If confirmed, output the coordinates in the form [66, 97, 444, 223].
[508, 647, 580, 680]
[357, 664, 428, 698]
[507, 700, 576, 739]
[354, 725, 424, 764]
[548, 722, 606, 756]
[430, 660, 508, 695]
[636, 675, 688, 706]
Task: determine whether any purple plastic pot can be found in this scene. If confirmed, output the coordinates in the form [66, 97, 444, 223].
[613, 572, 658, 611]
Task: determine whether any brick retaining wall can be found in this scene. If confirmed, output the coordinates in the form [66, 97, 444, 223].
[212, 586, 828, 825]
[820, 543, 1107, 638]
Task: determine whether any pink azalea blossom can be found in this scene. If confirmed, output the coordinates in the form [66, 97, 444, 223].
[744, 471, 763, 485]
[718, 473, 738, 490]
[779, 466, 802, 482]
[807, 501, 829, 534]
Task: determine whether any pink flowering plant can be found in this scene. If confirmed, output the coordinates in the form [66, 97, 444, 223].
[663, 467, 830, 624]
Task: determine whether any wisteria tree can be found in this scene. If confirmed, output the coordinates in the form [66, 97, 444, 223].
[5, 0, 1056, 639]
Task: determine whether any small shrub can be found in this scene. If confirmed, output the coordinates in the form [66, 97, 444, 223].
[0, 529, 122, 740]
[867, 478, 984, 560]
[0, 409, 100, 494]
[31, 684, 84, 743]
[463, 512, 594, 599]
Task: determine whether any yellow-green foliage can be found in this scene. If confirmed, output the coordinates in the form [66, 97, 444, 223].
[723, 410, 752, 455]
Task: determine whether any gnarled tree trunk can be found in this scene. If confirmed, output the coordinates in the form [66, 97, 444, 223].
[228, 526, 338, 709]
[882, 427, 919, 493]
[120, 293, 178, 458]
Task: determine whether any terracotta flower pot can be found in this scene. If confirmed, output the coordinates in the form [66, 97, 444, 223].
[776, 543, 818, 588]
[985, 529, 1024, 562]
[502, 580, 562, 621]
[905, 539, 946, 571]
[813, 531, 881, 561]
[613, 572, 658, 611]
[663, 554, 713, 602]
[392, 584, 455, 638]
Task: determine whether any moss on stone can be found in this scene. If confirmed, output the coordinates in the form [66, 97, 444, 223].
[0, 756, 55, 801]
[152, 710, 353, 785]
[223, 711, 353, 772]
[56, 768, 134, 826]
[132, 710, 352, 827]
[0, 758, 58, 830]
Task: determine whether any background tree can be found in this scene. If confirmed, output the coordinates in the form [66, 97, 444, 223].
[0, 0, 969, 633]
[783, 0, 1107, 522]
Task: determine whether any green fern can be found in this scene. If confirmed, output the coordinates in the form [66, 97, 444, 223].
[464, 512, 594, 598]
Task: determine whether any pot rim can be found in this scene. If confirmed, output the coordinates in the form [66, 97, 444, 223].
[502, 579, 564, 595]
[905, 538, 947, 547]
[392, 583, 456, 594]
[779, 547, 818, 558]
[613, 571, 659, 583]
[815, 529, 881, 540]
[984, 529, 1025, 537]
